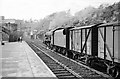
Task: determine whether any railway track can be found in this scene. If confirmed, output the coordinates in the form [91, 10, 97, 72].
[26, 40, 112, 79]
[27, 41, 81, 79]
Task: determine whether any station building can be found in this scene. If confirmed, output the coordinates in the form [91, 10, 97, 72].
[1, 16, 24, 42]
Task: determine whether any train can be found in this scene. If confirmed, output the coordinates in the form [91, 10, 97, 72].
[43, 22, 120, 78]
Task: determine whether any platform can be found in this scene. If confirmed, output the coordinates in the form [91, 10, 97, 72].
[1, 41, 57, 78]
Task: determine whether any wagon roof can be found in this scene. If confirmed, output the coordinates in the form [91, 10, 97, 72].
[70, 22, 120, 30]
[98, 22, 120, 27]
[70, 24, 95, 30]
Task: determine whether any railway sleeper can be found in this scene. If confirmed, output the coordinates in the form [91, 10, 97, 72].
[49, 67, 64, 70]
[53, 70, 69, 74]
[48, 65, 62, 67]
[51, 69, 66, 71]
[46, 63, 58, 64]
[49, 66, 63, 68]
[57, 76, 76, 79]
[58, 75, 75, 78]
[55, 73, 73, 76]
[47, 65, 64, 69]
[51, 68, 66, 70]
[47, 63, 60, 65]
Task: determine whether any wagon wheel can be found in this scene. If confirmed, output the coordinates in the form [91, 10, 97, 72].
[74, 54, 79, 60]
[55, 47, 58, 52]
[86, 58, 93, 67]
[50, 44, 53, 49]
[53, 46, 56, 51]
[108, 66, 120, 78]
[58, 48, 61, 53]
[60, 48, 62, 53]
[65, 50, 68, 56]
[67, 51, 73, 59]
[86, 57, 97, 67]
[62, 49, 65, 55]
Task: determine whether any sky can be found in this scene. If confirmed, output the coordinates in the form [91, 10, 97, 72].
[1, 0, 120, 20]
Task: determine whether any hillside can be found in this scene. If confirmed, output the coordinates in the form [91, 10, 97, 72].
[33, 1, 120, 34]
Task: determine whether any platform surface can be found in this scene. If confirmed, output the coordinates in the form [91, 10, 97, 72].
[0, 41, 56, 78]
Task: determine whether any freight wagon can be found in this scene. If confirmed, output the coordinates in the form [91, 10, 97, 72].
[44, 22, 120, 78]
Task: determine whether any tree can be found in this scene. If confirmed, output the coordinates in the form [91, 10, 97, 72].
[49, 11, 72, 29]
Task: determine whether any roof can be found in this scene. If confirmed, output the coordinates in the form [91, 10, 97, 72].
[98, 22, 120, 27]
[70, 24, 95, 30]
[70, 22, 120, 31]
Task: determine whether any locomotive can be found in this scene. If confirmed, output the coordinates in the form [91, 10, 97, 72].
[43, 31, 51, 47]
[44, 22, 120, 78]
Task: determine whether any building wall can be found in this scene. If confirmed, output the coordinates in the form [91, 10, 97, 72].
[0, 16, 4, 21]
[0, 16, 4, 42]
